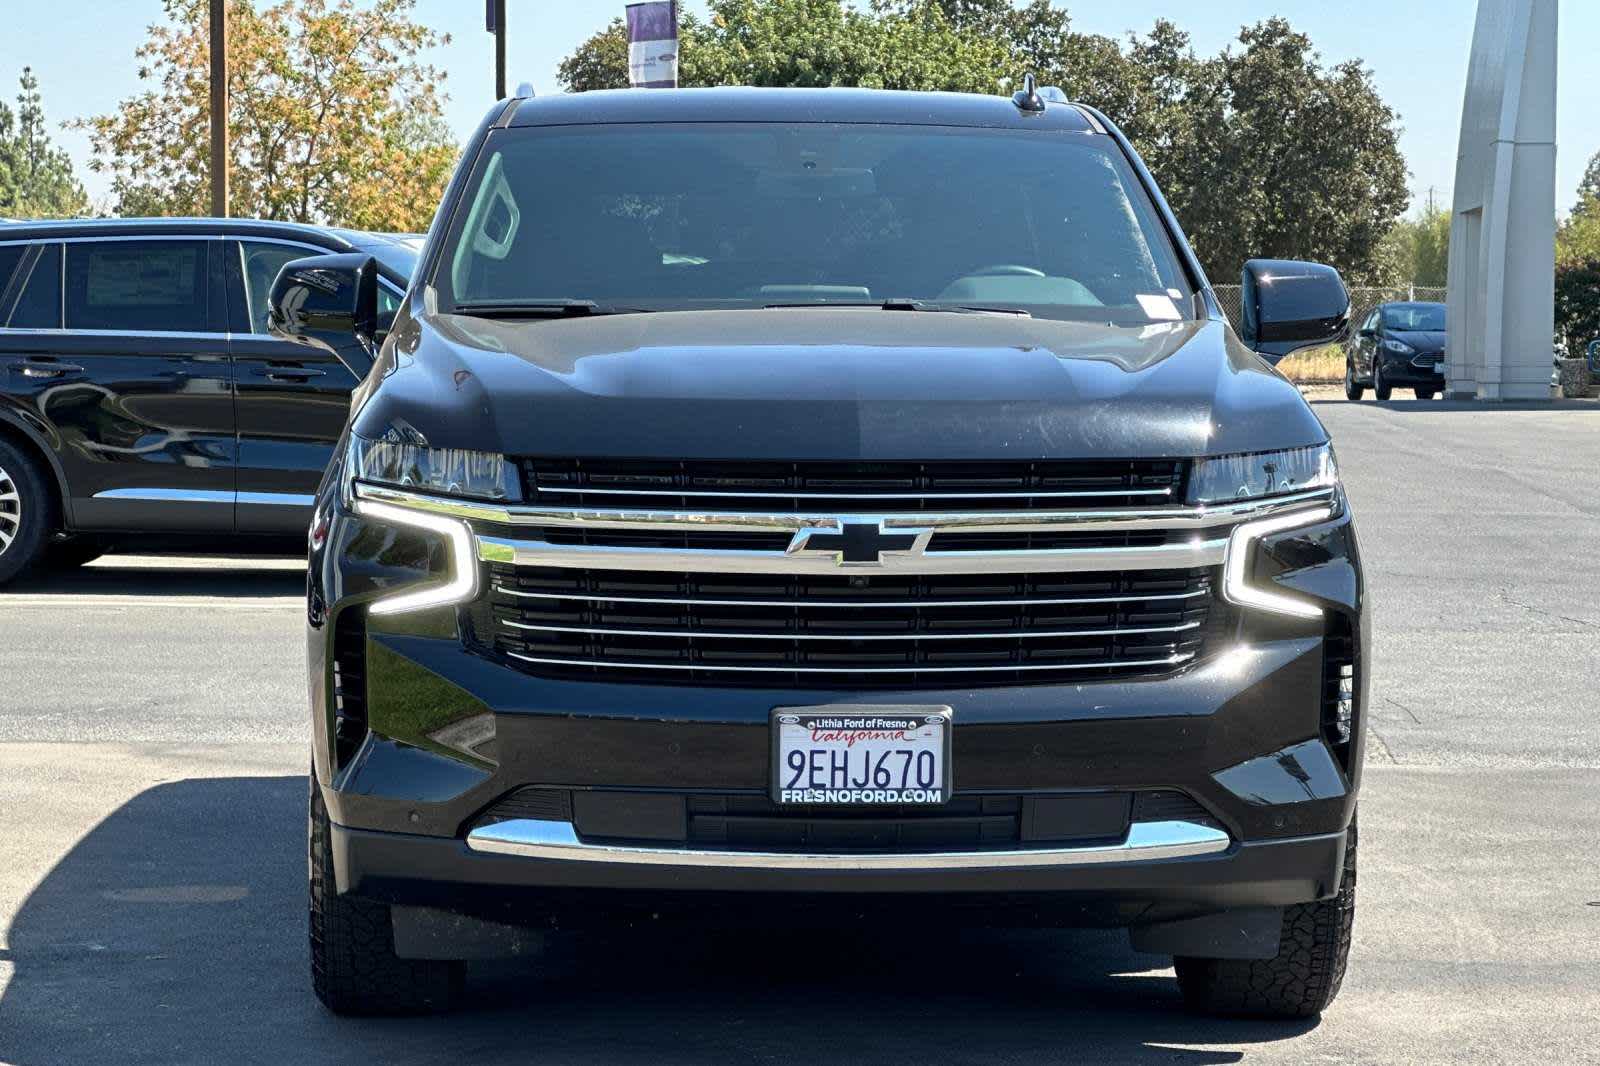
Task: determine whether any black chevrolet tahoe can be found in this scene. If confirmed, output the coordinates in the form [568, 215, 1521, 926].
[286, 86, 1366, 1020]
[0, 218, 414, 583]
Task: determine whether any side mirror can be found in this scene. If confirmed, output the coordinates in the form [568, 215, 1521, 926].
[1359, 327, 1376, 339]
[1239, 259, 1352, 364]
[267, 253, 380, 378]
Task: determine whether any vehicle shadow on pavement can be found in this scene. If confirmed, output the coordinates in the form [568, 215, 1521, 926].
[1308, 397, 1599, 413]
[0, 777, 1315, 1066]
[2, 558, 305, 599]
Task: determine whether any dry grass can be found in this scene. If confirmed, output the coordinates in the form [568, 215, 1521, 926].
[1276, 344, 1345, 384]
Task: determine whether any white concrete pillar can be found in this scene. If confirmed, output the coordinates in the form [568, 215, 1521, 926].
[1447, 0, 1558, 401]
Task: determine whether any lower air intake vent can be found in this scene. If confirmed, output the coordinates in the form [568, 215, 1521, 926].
[331, 608, 368, 768]
[1322, 617, 1356, 769]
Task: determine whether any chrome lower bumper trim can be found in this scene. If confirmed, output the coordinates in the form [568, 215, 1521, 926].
[464, 818, 1231, 870]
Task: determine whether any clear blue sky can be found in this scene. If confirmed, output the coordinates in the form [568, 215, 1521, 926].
[4, 0, 1594, 217]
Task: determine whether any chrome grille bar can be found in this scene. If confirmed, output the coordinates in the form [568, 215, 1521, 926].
[532, 485, 1176, 501]
[506, 650, 1196, 675]
[477, 534, 1227, 576]
[353, 483, 1336, 536]
[490, 584, 1209, 609]
[501, 619, 1203, 641]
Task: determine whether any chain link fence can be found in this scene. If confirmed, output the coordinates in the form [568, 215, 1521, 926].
[1209, 284, 1452, 334]
[1209, 285, 1447, 384]
[1212, 285, 1447, 336]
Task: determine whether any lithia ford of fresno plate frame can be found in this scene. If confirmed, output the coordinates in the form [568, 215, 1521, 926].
[771, 706, 953, 806]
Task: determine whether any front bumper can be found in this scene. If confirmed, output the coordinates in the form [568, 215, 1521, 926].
[1379, 351, 1447, 386]
[307, 473, 1367, 929]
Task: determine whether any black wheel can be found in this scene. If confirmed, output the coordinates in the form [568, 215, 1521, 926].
[0, 439, 54, 587]
[309, 779, 463, 1015]
[1175, 818, 1357, 1019]
[1343, 360, 1366, 402]
[1414, 388, 1437, 401]
[43, 539, 106, 570]
[1373, 361, 1393, 401]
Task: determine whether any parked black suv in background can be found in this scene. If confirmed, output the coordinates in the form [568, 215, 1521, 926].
[0, 218, 414, 584]
[286, 87, 1366, 1020]
[1345, 301, 1447, 401]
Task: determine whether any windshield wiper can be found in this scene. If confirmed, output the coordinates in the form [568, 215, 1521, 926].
[450, 299, 648, 319]
[765, 299, 1031, 318]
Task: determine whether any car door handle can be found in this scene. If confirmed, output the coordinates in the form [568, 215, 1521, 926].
[21, 360, 85, 378]
[252, 366, 326, 382]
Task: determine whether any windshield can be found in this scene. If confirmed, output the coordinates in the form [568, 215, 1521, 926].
[437, 123, 1195, 324]
[1382, 304, 1446, 331]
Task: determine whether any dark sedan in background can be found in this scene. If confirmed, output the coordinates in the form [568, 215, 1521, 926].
[0, 217, 413, 584]
[1345, 301, 1446, 401]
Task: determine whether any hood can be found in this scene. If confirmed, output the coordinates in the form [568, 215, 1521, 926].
[1391, 330, 1446, 354]
[356, 308, 1328, 461]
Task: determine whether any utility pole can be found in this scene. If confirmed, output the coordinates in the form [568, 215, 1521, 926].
[209, 0, 229, 217]
[487, 0, 507, 100]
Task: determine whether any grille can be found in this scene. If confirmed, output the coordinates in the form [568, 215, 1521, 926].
[523, 457, 1188, 512]
[469, 788, 1211, 853]
[474, 565, 1222, 688]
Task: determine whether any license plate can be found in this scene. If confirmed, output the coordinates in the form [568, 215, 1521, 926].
[772, 706, 952, 806]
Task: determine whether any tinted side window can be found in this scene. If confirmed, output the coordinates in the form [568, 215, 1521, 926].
[65, 240, 209, 332]
[7, 243, 62, 328]
[0, 246, 25, 299]
[239, 242, 313, 334]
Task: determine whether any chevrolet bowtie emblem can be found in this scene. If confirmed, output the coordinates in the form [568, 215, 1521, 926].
[786, 520, 931, 566]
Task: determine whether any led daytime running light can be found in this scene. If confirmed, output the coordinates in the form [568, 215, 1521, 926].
[1222, 505, 1335, 619]
[354, 499, 479, 616]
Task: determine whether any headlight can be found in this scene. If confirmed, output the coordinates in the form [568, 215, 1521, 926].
[1188, 444, 1339, 506]
[1382, 338, 1415, 355]
[348, 431, 520, 501]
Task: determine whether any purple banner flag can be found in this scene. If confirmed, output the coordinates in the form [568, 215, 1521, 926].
[625, 2, 679, 88]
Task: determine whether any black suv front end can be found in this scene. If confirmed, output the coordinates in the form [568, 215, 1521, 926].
[291, 87, 1366, 1020]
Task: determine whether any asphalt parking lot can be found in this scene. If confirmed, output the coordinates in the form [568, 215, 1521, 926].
[1, 394, 1597, 1065]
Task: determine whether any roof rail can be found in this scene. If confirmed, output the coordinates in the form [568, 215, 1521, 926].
[515, 82, 537, 99]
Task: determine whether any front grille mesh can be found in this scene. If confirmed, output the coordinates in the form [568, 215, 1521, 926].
[473, 565, 1222, 688]
[523, 457, 1187, 512]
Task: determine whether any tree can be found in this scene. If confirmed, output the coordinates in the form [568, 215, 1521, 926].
[1558, 198, 1600, 269]
[0, 67, 89, 219]
[1377, 197, 1451, 286]
[76, 0, 456, 231]
[1555, 259, 1600, 353]
[557, 4, 1409, 284]
[1573, 149, 1600, 217]
[562, 0, 1008, 94]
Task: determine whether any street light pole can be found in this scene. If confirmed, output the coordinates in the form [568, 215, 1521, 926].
[209, 0, 229, 217]
[488, 0, 507, 100]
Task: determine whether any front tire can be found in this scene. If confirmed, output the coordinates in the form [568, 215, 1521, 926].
[1174, 818, 1357, 1019]
[1373, 361, 1393, 401]
[1343, 360, 1366, 402]
[309, 780, 463, 1015]
[0, 440, 53, 587]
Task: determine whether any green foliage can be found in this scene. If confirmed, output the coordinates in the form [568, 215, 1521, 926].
[1558, 196, 1600, 268]
[1378, 200, 1451, 287]
[0, 68, 89, 219]
[561, 0, 1008, 94]
[1574, 150, 1600, 216]
[1554, 258, 1600, 353]
[557, 3, 1410, 285]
